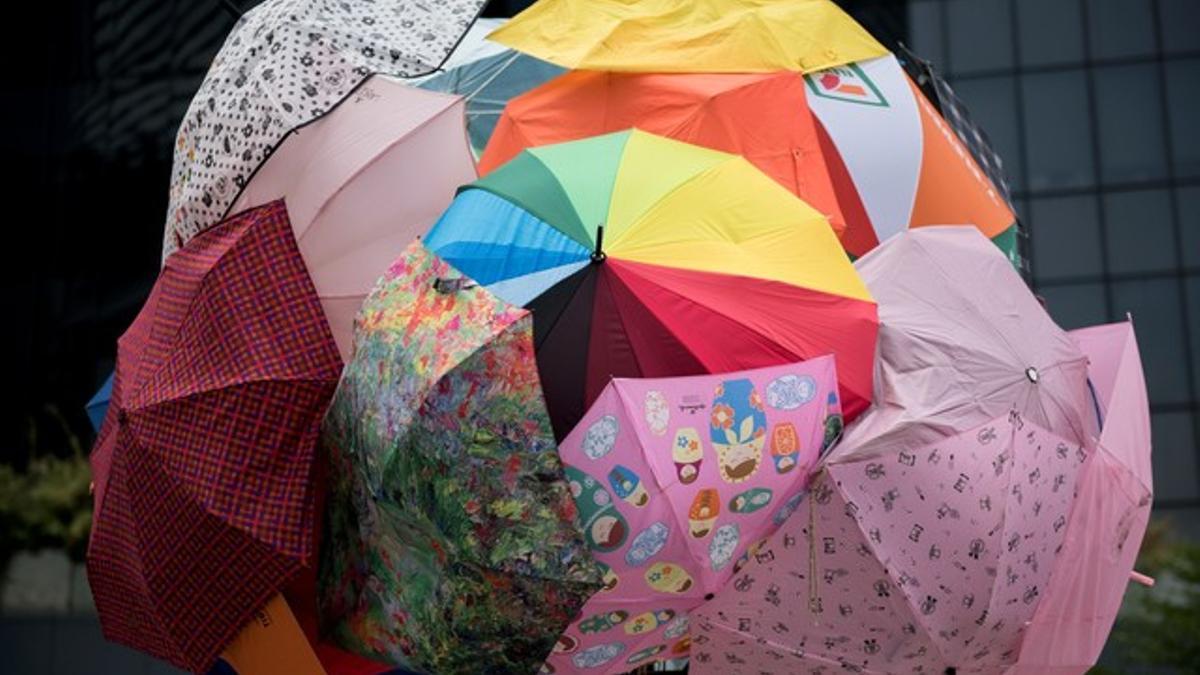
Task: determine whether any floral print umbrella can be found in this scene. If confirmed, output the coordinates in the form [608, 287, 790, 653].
[164, 0, 485, 259]
[691, 410, 1089, 674]
[543, 357, 842, 674]
[318, 242, 601, 674]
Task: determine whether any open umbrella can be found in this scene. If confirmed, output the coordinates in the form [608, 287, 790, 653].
[690, 410, 1090, 673]
[1008, 321, 1153, 673]
[413, 19, 564, 157]
[318, 242, 602, 674]
[87, 200, 343, 673]
[488, 0, 887, 73]
[424, 129, 877, 438]
[843, 226, 1094, 458]
[227, 78, 476, 360]
[542, 357, 841, 674]
[164, 0, 486, 259]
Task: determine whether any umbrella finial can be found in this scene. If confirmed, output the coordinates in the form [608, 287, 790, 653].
[1025, 366, 1040, 383]
[591, 225, 606, 263]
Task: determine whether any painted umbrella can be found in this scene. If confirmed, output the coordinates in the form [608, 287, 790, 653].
[318, 242, 602, 674]
[542, 357, 842, 675]
[424, 129, 878, 439]
[843, 226, 1095, 459]
[1008, 321, 1153, 674]
[86, 200, 343, 673]
[228, 79, 477, 360]
[163, 0, 485, 259]
[480, 57, 1017, 266]
[690, 410, 1091, 673]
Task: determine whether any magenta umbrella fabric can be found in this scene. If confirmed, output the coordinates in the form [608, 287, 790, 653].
[691, 410, 1088, 674]
[1007, 321, 1153, 674]
[545, 356, 842, 674]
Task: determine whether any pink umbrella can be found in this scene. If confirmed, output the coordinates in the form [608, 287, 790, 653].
[1007, 320, 1153, 673]
[691, 409, 1090, 674]
[545, 356, 842, 674]
[844, 226, 1095, 460]
[230, 77, 477, 360]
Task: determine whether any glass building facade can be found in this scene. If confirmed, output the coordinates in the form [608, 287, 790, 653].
[890, 0, 1200, 535]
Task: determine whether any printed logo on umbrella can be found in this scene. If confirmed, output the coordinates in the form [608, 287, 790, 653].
[805, 63, 890, 107]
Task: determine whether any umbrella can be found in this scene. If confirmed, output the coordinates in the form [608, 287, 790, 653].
[690, 410, 1090, 673]
[163, 0, 486, 259]
[542, 356, 842, 674]
[87, 200, 343, 673]
[318, 242, 602, 674]
[424, 129, 878, 438]
[85, 372, 113, 432]
[842, 226, 1094, 459]
[413, 19, 565, 157]
[227, 78, 477, 360]
[488, 0, 887, 73]
[1008, 320, 1153, 673]
[477, 70, 848, 238]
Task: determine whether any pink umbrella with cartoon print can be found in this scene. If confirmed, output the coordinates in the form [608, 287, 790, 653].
[691, 408, 1091, 674]
[545, 356, 843, 674]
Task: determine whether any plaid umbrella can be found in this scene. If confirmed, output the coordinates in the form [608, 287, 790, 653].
[87, 200, 343, 673]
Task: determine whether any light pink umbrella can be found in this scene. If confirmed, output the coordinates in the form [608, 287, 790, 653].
[1007, 320, 1153, 674]
[231, 77, 477, 360]
[843, 226, 1096, 462]
[691, 410, 1090, 673]
[545, 357, 842, 674]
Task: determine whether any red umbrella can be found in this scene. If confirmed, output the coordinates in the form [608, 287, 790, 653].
[87, 200, 343, 673]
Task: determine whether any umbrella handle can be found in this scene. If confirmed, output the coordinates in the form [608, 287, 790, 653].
[1130, 570, 1155, 587]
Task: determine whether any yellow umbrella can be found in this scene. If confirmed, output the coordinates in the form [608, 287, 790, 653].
[487, 0, 888, 73]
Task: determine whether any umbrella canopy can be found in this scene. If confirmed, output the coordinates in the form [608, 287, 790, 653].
[691, 410, 1090, 673]
[488, 0, 887, 73]
[480, 58, 1017, 265]
[318, 242, 602, 674]
[227, 78, 476, 360]
[413, 19, 565, 156]
[543, 357, 841, 674]
[424, 129, 878, 438]
[843, 226, 1094, 459]
[477, 70, 847, 237]
[87, 200, 343, 673]
[85, 372, 113, 432]
[1008, 321, 1153, 673]
[164, 0, 486, 259]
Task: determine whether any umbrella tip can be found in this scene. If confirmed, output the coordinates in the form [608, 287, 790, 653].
[1025, 367, 1040, 383]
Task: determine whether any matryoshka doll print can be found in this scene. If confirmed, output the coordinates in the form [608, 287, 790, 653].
[688, 488, 720, 538]
[822, 391, 844, 452]
[564, 466, 629, 553]
[770, 422, 800, 474]
[672, 427, 703, 484]
[607, 464, 650, 507]
[710, 378, 767, 483]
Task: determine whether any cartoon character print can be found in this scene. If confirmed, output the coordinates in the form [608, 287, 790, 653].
[730, 487, 773, 514]
[579, 610, 629, 634]
[625, 522, 670, 567]
[770, 422, 801, 474]
[765, 374, 817, 410]
[645, 562, 694, 594]
[552, 634, 579, 654]
[625, 609, 676, 636]
[672, 427, 704, 484]
[671, 636, 692, 656]
[644, 390, 670, 436]
[564, 466, 628, 553]
[607, 464, 649, 507]
[596, 561, 619, 592]
[571, 643, 626, 669]
[822, 391, 844, 453]
[773, 490, 806, 526]
[710, 379, 767, 483]
[626, 644, 666, 666]
[582, 414, 619, 460]
[689, 488, 721, 538]
[709, 523, 741, 571]
[662, 614, 689, 640]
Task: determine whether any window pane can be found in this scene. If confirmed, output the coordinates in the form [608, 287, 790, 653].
[1103, 190, 1177, 274]
[1150, 412, 1199, 501]
[946, 0, 1013, 75]
[1179, 187, 1200, 269]
[1039, 283, 1108, 329]
[952, 76, 1023, 192]
[1094, 65, 1167, 184]
[1166, 59, 1200, 180]
[907, 0, 946, 70]
[1187, 275, 1200, 399]
[1022, 72, 1095, 190]
[1159, 0, 1200, 54]
[1087, 0, 1157, 60]
[1017, 0, 1084, 67]
[1029, 195, 1103, 282]
[1112, 280, 1190, 405]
